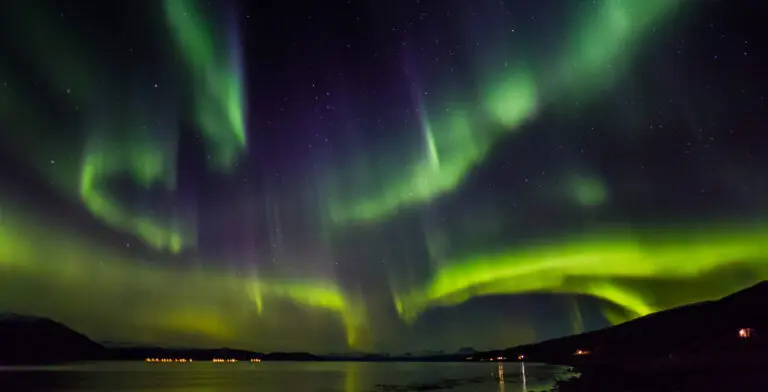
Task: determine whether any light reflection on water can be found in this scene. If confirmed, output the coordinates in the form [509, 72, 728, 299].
[0, 361, 570, 392]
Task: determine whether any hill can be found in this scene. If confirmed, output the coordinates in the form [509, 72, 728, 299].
[483, 281, 768, 367]
[2, 281, 766, 368]
[0, 313, 107, 364]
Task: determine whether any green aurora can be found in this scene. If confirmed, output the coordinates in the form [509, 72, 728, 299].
[1, 0, 767, 352]
[321, 0, 679, 225]
[0, 194, 365, 349]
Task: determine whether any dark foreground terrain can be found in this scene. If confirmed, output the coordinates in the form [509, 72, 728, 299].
[3, 282, 768, 391]
[498, 281, 768, 391]
[0, 313, 106, 364]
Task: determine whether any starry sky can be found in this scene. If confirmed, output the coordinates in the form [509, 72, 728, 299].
[1, 0, 768, 353]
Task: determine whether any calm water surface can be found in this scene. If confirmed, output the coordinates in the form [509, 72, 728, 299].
[0, 361, 570, 392]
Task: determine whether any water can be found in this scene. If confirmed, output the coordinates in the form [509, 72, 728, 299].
[0, 361, 570, 391]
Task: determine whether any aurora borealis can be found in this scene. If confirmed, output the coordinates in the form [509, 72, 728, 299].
[1, 0, 768, 353]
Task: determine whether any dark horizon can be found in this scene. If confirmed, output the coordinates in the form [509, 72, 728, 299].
[3, 280, 766, 365]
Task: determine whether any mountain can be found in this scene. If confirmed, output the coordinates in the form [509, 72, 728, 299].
[456, 347, 476, 355]
[3, 281, 765, 367]
[488, 281, 768, 367]
[0, 313, 106, 364]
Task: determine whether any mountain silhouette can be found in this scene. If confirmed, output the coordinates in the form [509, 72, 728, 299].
[2, 281, 766, 365]
[0, 313, 106, 364]
[493, 281, 768, 365]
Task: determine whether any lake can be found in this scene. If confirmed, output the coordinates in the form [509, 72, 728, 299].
[0, 361, 571, 391]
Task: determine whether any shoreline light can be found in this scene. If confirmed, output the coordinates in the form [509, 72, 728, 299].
[212, 358, 239, 363]
[145, 358, 193, 363]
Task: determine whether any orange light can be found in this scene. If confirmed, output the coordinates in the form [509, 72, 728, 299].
[145, 358, 195, 363]
[517, 355, 524, 360]
[212, 358, 239, 363]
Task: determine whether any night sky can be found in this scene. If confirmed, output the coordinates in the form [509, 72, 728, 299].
[1, 0, 768, 353]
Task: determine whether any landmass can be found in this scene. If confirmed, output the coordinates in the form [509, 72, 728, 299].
[0, 313, 106, 364]
[472, 280, 768, 391]
[2, 281, 767, 390]
[0, 314, 465, 364]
